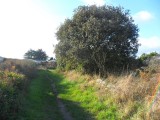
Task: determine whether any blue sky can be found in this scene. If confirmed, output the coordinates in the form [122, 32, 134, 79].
[0, 0, 159, 58]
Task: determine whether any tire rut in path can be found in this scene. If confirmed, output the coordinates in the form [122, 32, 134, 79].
[47, 76, 73, 120]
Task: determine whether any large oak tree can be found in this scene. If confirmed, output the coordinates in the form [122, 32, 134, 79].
[55, 5, 139, 77]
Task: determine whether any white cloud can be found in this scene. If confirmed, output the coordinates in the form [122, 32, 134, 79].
[138, 36, 160, 55]
[0, 0, 65, 58]
[81, 0, 105, 6]
[139, 36, 160, 48]
[133, 11, 153, 23]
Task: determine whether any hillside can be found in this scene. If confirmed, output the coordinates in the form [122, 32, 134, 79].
[0, 58, 160, 120]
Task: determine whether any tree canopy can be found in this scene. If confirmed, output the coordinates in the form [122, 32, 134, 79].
[139, 52, 158, 62]
[138, 52, 159, 66]
[24, 49, 48, 61]
[55, 5, 139, 77]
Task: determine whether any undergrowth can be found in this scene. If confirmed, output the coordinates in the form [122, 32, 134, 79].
[0, 58, 38, 120]
[50, 69, 160, 120]
[0, 71, 26, 120]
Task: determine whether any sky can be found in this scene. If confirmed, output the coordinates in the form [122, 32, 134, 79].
[0, 0, 159, 59]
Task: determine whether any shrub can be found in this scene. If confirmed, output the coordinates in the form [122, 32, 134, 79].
[0, 71, 26, 120]
[0, 58, 38, 119]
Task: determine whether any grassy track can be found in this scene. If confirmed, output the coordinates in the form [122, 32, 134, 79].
[18, 70, 118, 120]
[19, 70, 63, 120]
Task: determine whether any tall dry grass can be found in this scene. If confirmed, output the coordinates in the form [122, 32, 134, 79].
[0, 58, 37, 78]
[62, 70, 160, 119]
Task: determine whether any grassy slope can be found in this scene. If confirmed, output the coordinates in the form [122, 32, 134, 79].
[48, 70, 118, 120]
[19, 70, 63, 120]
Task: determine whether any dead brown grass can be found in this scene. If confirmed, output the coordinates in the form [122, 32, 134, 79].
[62, 70, 160, 119]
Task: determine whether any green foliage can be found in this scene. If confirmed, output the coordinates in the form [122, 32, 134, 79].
[55, 5, 139, 76]
[0, 71, 26, 120]
[18, 70, 63, 120]
[142, 52, 160, 73]
[139, 52, 158, 62]
[24, 49, 48, 61]
[0, 59, 38, 119]
[49, 70, 119, 120]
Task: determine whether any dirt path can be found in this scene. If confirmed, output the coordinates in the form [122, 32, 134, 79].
[47, 76, 73, 120]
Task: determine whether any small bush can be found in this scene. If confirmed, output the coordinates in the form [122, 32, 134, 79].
[0, 71, 26, 120]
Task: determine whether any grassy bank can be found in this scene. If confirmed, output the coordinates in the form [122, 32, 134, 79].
[48, 70, 118, 120]
[48, 70, 160, 120]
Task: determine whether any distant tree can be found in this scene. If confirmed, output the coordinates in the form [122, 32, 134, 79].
[24, 49, 35, 59]
[139, 52, 159, 62]
[55, 5, 139, 77]
[24, 49, 48, 61]
[48, 57, 55, 61]
[139, 52, 159, 66]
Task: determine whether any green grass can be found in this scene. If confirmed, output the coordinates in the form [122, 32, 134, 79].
[18, 70, 119, 120]
[18, 70, 63, 120]
[48, 70, 119, 120]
